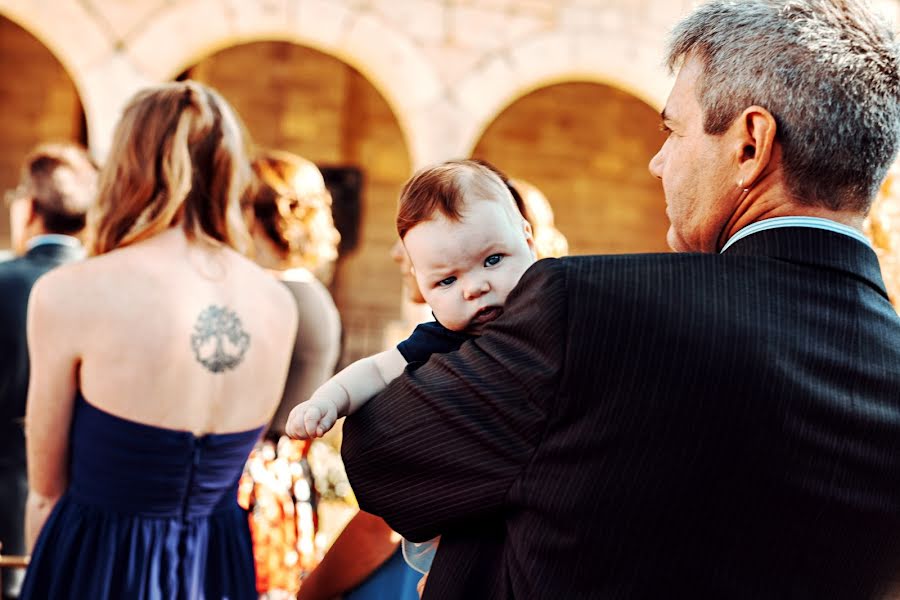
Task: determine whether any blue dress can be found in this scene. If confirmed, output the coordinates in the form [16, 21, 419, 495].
[345, 547, 421, 600]
[20, 393, 262, 599]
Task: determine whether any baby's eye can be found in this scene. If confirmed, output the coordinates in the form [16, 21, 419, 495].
[436, 276, 456, 287]
[484, 254, 503, 267]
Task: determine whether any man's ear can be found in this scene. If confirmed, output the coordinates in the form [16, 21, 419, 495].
[24, 198, 41, 227]
[734, 105, 777, 189]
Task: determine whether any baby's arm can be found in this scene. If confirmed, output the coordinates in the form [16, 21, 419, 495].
[286, 348, 408, 439]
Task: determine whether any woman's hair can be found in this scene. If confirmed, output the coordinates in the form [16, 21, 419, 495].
[248, 150, 340, 271]
[508, 178, 569, 259]
[88, 81, 252, 255]
[396, 159, 517, 239]
[667, 0, 900, 211]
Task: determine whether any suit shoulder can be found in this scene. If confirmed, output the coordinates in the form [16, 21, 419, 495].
[559, 252, 710, 268]
[558, 253, 726, 280]
[520, 257, 567, 284]
[0, 256, 51, 288]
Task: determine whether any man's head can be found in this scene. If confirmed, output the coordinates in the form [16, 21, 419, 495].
[397, 160, 536, 333]
[8, 143, 97, 255]
[650, 0, 900, 252]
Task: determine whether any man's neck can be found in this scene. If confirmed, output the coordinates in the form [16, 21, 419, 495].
[717, 186, 866, 251]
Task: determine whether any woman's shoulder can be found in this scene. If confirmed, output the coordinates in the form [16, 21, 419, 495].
[273, 268, 340, 348]
[278, 269, 335, 307]
[27, 256, 112, 336]
[31, 252, 108, 305]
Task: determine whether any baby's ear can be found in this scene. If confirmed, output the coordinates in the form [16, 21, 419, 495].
[522, 219, 536, 256]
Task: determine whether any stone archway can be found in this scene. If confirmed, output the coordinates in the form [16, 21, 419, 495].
[125, 0, 441, 169]
[0, 14, 89, 246]
[183, 41, 413, 365]
[471, 81, 669, 255]
[447, 18, 673, 163]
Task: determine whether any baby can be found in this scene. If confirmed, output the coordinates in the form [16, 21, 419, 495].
[285, 159, 536, 574]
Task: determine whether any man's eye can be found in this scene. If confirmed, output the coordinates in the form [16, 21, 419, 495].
[484, 254, 502, 267]
[659, 123, 673, 137]
[437, 276, 456, 287]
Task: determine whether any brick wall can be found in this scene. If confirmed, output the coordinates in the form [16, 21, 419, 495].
[473, 82, 670, 255]
[186, 42, 412, 365]
[0, 16, 85, 242]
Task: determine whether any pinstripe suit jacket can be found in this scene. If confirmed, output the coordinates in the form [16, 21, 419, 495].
[343, 227, 900, 600]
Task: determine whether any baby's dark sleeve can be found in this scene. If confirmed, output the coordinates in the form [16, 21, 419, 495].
[396, 321, 474, 363]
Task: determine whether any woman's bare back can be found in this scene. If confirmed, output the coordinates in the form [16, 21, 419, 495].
[39, 228, 297, 435]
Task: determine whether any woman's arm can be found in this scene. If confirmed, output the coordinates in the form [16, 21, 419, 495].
[296, 511, 400, 600]
[287, 348, 407, 439]
[268, 277, 341, 436]
[24, 273, 80, 550]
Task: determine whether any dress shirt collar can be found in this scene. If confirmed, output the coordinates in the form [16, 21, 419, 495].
[720, 216, 871, 254]
[26, 233, 83, 252]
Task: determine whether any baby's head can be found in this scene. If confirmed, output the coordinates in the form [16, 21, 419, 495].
[397, 160, 536, 333]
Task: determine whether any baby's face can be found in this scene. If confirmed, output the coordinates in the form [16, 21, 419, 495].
[403, 199, 536, 334]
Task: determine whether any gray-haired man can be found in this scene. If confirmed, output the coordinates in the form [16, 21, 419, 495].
[341, 1, 900, 598]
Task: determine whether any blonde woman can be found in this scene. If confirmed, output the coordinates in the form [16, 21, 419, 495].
[20, 82, 297, 599]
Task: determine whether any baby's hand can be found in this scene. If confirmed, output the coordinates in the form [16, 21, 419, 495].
[286, 397, 339, 440]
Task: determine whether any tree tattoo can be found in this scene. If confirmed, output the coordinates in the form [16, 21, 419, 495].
[191, 305, 251, 373]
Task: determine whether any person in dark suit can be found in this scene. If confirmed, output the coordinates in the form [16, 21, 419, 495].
[0, 143, 96, 599]
[340, 1, 900, 598]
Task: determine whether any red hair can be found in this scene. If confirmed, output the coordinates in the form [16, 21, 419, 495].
[396, 159, 513, 239]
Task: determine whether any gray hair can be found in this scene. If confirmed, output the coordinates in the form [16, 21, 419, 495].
[667, 0, 900, 211]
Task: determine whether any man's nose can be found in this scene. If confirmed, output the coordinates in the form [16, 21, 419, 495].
[463, 279, 490, 300]
[648, 145, 664, 180]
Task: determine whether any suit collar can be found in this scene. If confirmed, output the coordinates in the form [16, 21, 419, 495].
[722, 226, 888, 300]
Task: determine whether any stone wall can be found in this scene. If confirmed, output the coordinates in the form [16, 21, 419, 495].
[0, 17, 85, 240]
[472, 82, 669, 255]
[2, 0, 899, 354]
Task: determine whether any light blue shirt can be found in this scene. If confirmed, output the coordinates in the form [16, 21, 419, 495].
[26, 234, 83, 252]
[26, 234, 85, 259]
[720, 216, 871, 253]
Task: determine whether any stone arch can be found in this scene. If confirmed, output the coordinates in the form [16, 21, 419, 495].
[182, 40, 414, 365]
[124, 0, 444, 168]
[456, 31, 669, 159]
[0, 12, 91, 244]
[0, 2, 106, 103]
[0, 1, 126, 153]
[471, 80, 669, 255]
[0, 1, 152, 161]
